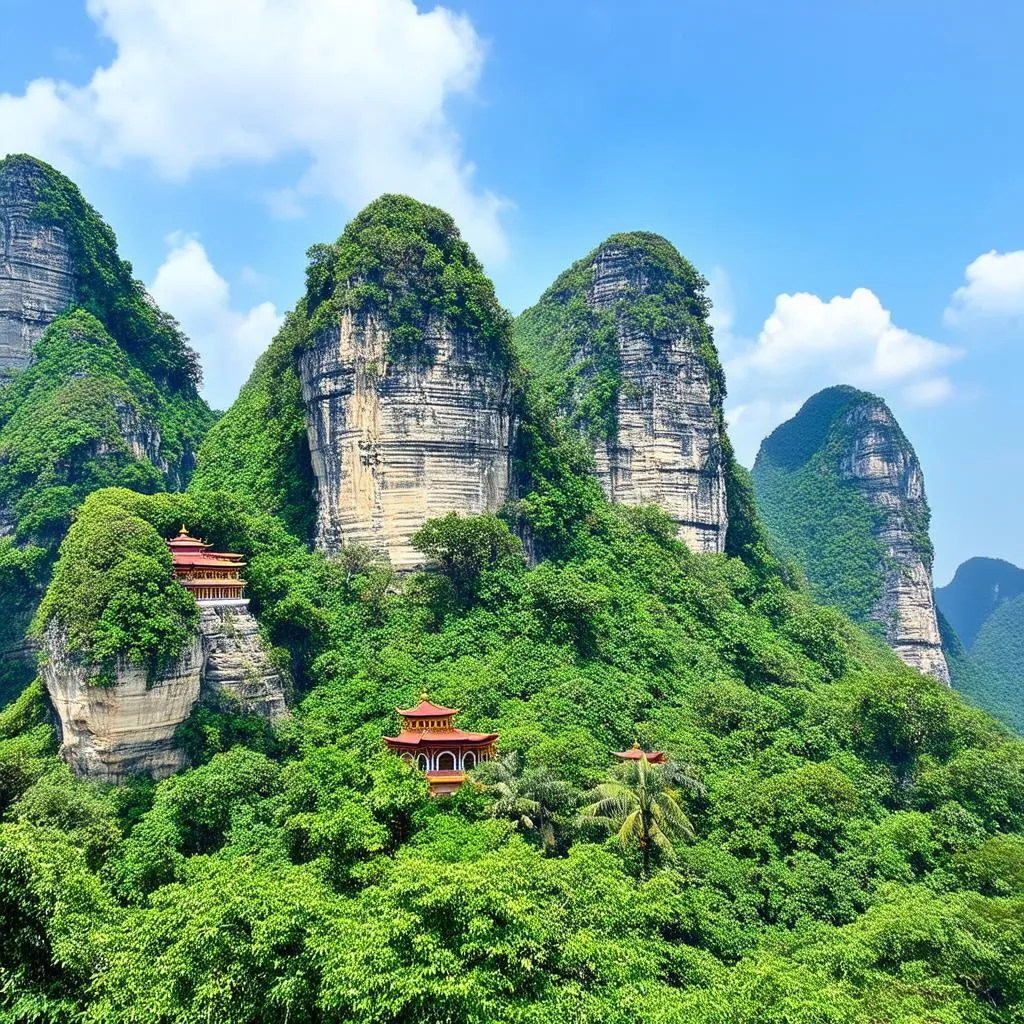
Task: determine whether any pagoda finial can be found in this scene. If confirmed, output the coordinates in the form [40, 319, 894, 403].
[632, 740, 641, 750]
[179, 524, 189, 536]
[420, 689, 429, 702]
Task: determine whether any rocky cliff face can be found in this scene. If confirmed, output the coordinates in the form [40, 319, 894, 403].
[752, 385, 949, 684]
[515, 234, 729, 553]
[0, 159, 75, 382]
[837, 401, 949, 682]
[587, 244, 728, 552]
[44, 603, 287, 783]
[299, 311, 512, 569]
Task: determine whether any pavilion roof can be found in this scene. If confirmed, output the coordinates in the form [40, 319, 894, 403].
[397, 692, 459, 718]
[384, 728, 498, 747]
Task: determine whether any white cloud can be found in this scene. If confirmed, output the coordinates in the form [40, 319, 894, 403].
[730, 288, 961, 384]
[944, 250, 1024, 324]
[0, 0, 507, 260]
[149, 235, 282, 410]
[723, 286, 962, 465]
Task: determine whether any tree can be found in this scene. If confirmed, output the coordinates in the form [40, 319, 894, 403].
[475, 751, 575, 851]
[411, 512, 523, 603]
[580, 756, 700, 877]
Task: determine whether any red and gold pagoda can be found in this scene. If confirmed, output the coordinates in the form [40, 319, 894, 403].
[384, 692, 498, 795]
[613, 743, 666, 764]
[167, 527, 247, 604]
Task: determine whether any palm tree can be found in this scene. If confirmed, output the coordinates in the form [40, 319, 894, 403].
[475, 751, 574, 851]
[579, 756, 700, 877]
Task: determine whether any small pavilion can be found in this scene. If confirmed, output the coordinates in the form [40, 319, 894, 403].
[613, 743, 666, 764]
[383, 692, 498, 795]
[167, 527, 247, 604]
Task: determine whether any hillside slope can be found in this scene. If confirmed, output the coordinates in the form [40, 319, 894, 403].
[752, 385, 949, 683]
[3, 201, 1024, 1020]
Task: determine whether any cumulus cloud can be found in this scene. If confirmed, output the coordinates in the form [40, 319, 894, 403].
[944, 250, 1024, 324]
[722, 286, 962, 465]
[729, 288, 961, 384]
[149, 235, 282, 410]
[0, 0, 507, 260]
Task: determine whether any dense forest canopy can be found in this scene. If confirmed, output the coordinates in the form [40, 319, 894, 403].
[2, 194, 1024, 1022]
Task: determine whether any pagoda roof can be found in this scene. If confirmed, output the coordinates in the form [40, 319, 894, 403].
[167, 528, 245, 565]
[171, 554, 246, 567]
[397, 692, 459, 717]
[613, 744, 666, 763]
[384, 728, 498, 747]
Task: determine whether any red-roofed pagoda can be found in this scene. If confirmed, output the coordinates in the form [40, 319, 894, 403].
[167, 527, 247, 604]
[613, 743, 666, 764]
[384, 692, 498, 795]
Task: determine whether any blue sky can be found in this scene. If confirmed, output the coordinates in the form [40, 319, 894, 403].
[1, 0, 1022, 583]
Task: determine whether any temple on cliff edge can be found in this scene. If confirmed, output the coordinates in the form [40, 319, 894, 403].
[167, 527, 247, 604]
[384, 693, 499, 795]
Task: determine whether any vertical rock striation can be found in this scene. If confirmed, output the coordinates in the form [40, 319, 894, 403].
[295, 195, 515, 569]
[0, 158, 75, 382]
[514, 233, 729, 553]
[752, 385, 950, 683]
[44, 603, 287, 783]
[44, 621, 204, 783]
[299, 311, 512, 569]
[838, 400, 949, 682]
[199, 603, 288, 718]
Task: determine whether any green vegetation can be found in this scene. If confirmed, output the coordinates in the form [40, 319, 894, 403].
[305, 193, 514, 362]
[0, 311, 212, 547]
[6, 445, 1024, 1019]
[4, 193, 1024, 1022]
[32, 492, 199, 683]
[189, 309, 317, 540]
[937, 556, 1024, 650]
[937, 559, 1024, 732]
[752, 385, 934, 628]
[514, 231, 721, 443]
[5, 154, 202, 391]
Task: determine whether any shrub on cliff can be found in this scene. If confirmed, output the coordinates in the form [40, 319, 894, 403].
[32, 494, 198, 682]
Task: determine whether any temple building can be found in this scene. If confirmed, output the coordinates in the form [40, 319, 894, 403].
[613, 743, 666, 764]
[167, 527, 247, 604]
[384, 692, 498, 795]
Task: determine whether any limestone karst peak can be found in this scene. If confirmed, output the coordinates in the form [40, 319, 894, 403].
[752, 384, 950, 684]
[513, 230, 730, 554]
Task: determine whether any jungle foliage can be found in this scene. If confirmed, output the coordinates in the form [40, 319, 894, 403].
[3, 197, 1024, 1023]
[7, 453, 1024, 1021]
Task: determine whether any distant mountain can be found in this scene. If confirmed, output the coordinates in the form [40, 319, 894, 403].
[752, 385, 949, 682]
[935, 559, 1024, 732]
[936, 556, 1024, 649]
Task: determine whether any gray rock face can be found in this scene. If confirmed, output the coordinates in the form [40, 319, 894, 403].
[0, 161, 74, 382]
[299, 310, 513, 570]
[837, 402, 950, 684]
[44, 621, 204, 783]
[44, 602, 287, 783]
[199, 604, 288, 718]
[586, 245, 728, 553]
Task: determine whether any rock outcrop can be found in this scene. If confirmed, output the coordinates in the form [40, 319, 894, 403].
[838, 400, 949, 682]
[299, 311, 512, 569]
[0, 157, 75, 382]
[514, 233, 729, 553]
[199, 604, 288, 719]
[753, 385, 950, 684]
[44, 602, 287, 783]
